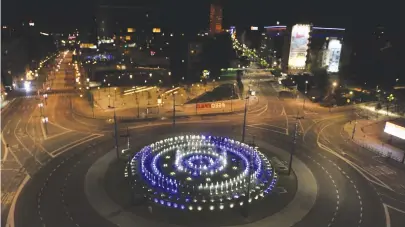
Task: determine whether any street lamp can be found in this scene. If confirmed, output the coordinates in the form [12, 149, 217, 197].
[43, 94, 48, 105]
[172, 92, 178, 127]
[38, 103, 44, 115]
[303, 81, 308, 110]
[42, 116, 49, 135]
[242, 93, 250, 143]
[157, 95, 162, 114]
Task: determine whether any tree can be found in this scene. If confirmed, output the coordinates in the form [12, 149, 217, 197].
[201, 33, 235, 80]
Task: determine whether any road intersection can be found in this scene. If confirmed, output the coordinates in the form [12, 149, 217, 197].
[2, 61, 405, 227]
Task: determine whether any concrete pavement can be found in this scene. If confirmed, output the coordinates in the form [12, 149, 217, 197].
[85, 137, 317, 227]
[344, 119, 405, 162]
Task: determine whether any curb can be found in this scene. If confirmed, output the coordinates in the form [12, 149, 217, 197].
[71, 98, 263, 123]
[6, 175, 30, 227]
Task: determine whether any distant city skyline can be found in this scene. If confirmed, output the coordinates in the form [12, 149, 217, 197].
[3, 0, 402, 33]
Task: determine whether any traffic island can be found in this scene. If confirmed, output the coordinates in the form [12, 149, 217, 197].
[85, 131, 317, 227]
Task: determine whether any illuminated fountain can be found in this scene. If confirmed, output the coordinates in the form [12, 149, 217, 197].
[128, 135, 277, 211]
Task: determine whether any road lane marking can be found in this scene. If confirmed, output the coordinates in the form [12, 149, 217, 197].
[6, 174, 30, 227]
[282, 107, 289, 135]
[49, 133, 97, 156]
[1, 119, 12, 161]
[71, 112, 99, 128]
[255, 103, 268, 116]
[254, 123, 287, 130]
[246, 125, 287, 135]
[317, 121, 393, 191]
[45, 130, 73, 140]
[13, 119, 43, 166]
[51, 134, 104, 157]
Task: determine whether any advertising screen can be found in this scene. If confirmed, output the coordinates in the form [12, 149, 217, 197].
[80, 43, 97, 49]
[384, 122, 405, 140]
[327, 39, 342, 73]
[288, 24, 311, 69]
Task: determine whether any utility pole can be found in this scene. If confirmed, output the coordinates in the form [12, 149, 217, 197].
[113, 109, 119, 159]
[172, 92, 176, 127]
[243, 135, 255, 218]
[303, 80, 308, 110]
[242, 96, 249, 143]
[351, 121, 357, 139]
[288, 122, 298, 176]
[120, 127, 131, 150]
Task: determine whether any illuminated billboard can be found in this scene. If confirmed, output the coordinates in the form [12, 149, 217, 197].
[250, 26, 258, 31]
[80, 43, 97, 49]
[288, 24, 311, 69]
[384, 122, 405, 140]
[327, 38, 342, 73]
[127, 28, 135, 33]
[153, 28, 161, 33]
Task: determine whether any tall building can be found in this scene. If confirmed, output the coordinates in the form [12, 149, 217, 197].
[209, 3, 223, 34]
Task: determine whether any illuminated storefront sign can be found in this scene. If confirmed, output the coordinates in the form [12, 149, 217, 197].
[197, 102, 225, 109]
[384, 122, 405, 140]
[153, 28, 161, 33]
[99, 39, 114, 44]
[327, 38, 342, 73]
[80, 43, 97, 49]
[288, 24, 311, 69]
[250, 26, 258, 31]
[127, 28, 135, 33]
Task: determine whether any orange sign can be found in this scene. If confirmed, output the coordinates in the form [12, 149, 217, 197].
[197, 102, 225, 109]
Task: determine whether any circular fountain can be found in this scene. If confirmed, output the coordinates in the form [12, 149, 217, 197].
[128, 134, 277, 211]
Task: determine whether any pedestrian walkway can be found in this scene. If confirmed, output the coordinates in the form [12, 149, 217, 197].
[85, 139, 317, 227]
[344, 119, 405, 163]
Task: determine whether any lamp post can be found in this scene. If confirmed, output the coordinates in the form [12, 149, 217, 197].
[38, 103, 44, 116]
[172, 92, 177, 127]
[114, 87, 117, 100]
[43, 94, 48, 105]
[242, 92, 250, 143]
[231, 83, 236, 112]
[113, 108, 119, 159]
[41, 116, 49, 135]
[288, 122, 298, 176]
[303, 80, 308, 110]
[157, 96, 162, 114]
[98, 86, 100, 100]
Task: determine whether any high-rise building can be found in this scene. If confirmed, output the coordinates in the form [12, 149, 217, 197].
[209, 3, 223, 34]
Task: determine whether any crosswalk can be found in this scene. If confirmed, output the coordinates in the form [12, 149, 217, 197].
[364, 165, 396, 176]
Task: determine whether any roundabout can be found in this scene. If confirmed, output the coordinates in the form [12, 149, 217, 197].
[12, 121, 387, 227]
[129, 134, 278, 212]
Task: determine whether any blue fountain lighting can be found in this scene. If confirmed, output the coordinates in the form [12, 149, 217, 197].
[128, 135, 277, 211]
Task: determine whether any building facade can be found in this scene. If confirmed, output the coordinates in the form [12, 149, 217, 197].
[209, 3, 223, 34]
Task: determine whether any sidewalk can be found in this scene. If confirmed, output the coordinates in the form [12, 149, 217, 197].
[72, 93, 259, 121]
[344, 119, 405, 163]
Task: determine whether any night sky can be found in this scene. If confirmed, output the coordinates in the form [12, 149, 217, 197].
[2, 0, 403, 34]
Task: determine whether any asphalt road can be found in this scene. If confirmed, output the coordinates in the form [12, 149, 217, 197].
[3, 71, 405, 227]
